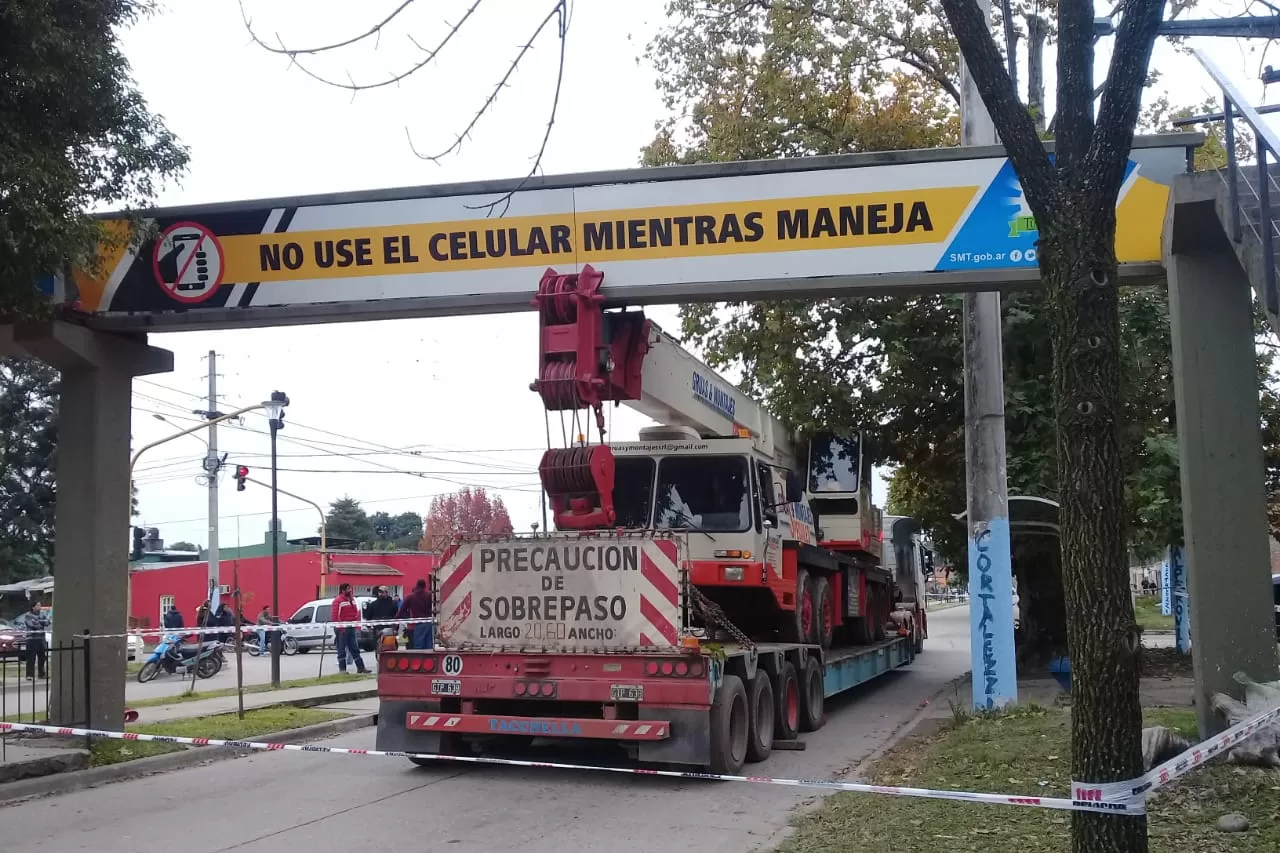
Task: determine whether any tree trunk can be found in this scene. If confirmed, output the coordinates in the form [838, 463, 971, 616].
[1026, 16, 1046, 131]
[1040, 197, 1148, 853]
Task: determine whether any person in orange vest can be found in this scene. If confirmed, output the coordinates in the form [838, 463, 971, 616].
[330, 584, 369, 674]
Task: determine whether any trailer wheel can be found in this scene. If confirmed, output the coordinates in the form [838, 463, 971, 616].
[745, 670, 775, 763]
[782, 569, 812, 644]
[870, 585, 887, 642]
[797, 655, 825, 733]
[709, 674, 750, 775]
[773, 661, 801, 741]
[913, 616, 925, 654]
[811, 576, 834, 649]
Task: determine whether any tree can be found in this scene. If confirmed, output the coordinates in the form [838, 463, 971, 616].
[937, 2, 1167, 850]
[0, 359, 59, 582]
[421, 488, 515, 550]
[169, 541, 198, 552]
[1, 1, 187, 316]
[324, 496, 375, 545]
[369, 511, 424, 550]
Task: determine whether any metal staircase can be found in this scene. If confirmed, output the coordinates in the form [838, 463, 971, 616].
[1193, 49, 1280, 338]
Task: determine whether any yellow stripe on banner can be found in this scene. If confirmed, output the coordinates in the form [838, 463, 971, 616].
[217, 186, 980, 285]
[73, 219, 137, 312]
[1115, 175, 1170, 264]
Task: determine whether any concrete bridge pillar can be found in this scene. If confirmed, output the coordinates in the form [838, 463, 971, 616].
[5, 320, 172, 731]
[1164, 172, 1280, 735]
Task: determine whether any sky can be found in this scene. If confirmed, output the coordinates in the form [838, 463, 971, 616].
[120, 0, 1279, 551]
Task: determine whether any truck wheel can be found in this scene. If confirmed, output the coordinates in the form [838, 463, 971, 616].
[797, 655, 825, 733]
[869, 585, 886, 642]
[811, 576, 834, 649]
[782, 569, 812, 644]
[913, 616, 925, 654]
[745, 670, 775, 763]
[709, 674, 749, 775]
[774, 661, 801, 741]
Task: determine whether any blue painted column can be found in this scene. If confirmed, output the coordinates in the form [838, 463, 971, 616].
[1160, 553, 1172, 616]
[968, 518, 1019, 709]
[1168, 544, 1190, 653]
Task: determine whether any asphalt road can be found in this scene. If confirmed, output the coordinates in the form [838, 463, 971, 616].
[1, 606, 972, 853]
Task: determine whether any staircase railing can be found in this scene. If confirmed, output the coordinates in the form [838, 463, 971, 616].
[1191, 48, 1280, 317]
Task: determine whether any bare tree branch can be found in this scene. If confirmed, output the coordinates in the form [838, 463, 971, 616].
[239, 0, 484, 93]
[1087, 0, 1169, 203]
[1055, 0, 1097, 169]
[938, 0, 1055, 223]
[407, 1, 570, 217]
[239, 0, 421, 56]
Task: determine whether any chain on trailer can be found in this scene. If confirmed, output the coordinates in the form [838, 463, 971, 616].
[686, 583, 755, 650]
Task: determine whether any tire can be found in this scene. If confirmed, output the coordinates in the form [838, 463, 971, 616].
[196, 655, 220, 679]
[773, 662, 801, 741]
[782, 569, 812, 644]
[408, 734, 463, 768]
[797, 655, 825, 733]
[811, 576, 834, 649]
[913, 614, 925, 654]
[869, 585, 886, 642]
[745, 670, 775, 763]
[137, 660, 160, 683]
[282, 635, 299, 656]
[709, 674, 750, 775]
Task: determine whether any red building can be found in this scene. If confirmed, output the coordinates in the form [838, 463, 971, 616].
[128, 549, 437, 630]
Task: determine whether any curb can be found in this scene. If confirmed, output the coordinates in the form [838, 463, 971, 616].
[0, 713, 375, 807]
[136, 686, 380, 720]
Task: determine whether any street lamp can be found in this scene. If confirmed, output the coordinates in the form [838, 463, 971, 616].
[264, 391, 290, 687]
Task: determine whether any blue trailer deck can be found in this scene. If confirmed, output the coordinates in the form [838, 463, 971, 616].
[821, 637, 915, 697]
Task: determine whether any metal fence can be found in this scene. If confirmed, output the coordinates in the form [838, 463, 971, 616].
[1, 634, 95, 762]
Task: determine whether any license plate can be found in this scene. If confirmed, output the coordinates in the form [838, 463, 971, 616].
[431, 679, 462, 696]
[610, 684, 644, 702]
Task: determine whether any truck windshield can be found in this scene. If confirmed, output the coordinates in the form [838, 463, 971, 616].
[654, 456, 751, 532]
[613, 457, 656, 528]
[808, 433, 861, 494]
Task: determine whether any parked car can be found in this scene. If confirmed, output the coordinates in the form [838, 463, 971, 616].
[0, 618, 51, 660]
[127, 631, 144, 662]
[283, 596, 380, 652]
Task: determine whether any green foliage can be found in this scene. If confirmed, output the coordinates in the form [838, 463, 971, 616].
[169, 541, 198, 552]
[0, 0, 188, 316]
[647, 0, 1280, 581]
[0, 358, 59, 582]
[323, 498, 422, 549]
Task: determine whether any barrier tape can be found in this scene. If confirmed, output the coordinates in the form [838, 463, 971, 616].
[0, 718, 1141, 813]
[33, 619, 430, 641]
[5, 701, 1276, 813]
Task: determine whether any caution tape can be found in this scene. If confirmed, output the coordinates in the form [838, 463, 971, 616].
[7, 702, 1278, 812]
[0, 717, 1136, 812]
[58, 618, 429, 641]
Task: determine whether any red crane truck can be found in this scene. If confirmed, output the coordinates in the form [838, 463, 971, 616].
[376, 266, 927, 774]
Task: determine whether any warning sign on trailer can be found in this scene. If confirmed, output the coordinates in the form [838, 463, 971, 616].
[434, 535, 686, 653]
[152, 222, 224, 303]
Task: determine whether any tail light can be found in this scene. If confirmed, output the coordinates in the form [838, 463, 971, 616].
[514, 680, 557, 698]
[645, 658, 705, 678]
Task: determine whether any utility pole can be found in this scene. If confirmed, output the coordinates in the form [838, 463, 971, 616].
[203, 351, 223, 611]
[959, 0, 1017, 710]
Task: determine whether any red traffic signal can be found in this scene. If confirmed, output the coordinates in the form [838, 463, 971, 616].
[235, 465, 249, 491]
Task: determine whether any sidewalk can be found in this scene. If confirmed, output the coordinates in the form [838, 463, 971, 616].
[127, 678, 377, 724]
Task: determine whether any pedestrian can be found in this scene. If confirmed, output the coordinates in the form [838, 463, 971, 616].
[16, 599, 50, 681]
[396, 578, 433, 650]
[330, 583, 368, 674]
[256, 606, 274, 653]
[195, 600, 211, 637]
[363, 586, 399, 655]
[162, 605, 184, 630]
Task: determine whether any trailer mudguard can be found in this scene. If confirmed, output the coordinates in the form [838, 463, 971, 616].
[376, 699, 446, 755]
[637, 706, 712, 766]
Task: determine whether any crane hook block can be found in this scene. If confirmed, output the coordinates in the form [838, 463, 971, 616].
[539, 444, 617, 530]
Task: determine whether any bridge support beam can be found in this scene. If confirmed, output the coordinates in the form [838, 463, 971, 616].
[1164, 173, 1280, 735]
[8, 320, 172, 731]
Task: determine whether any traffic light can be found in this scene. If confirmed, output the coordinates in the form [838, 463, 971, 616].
[235, 465, 249, 491]
[131, 527, 145, 561]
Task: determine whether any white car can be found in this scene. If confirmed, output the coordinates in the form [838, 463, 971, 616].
[127, 631, 144, 661]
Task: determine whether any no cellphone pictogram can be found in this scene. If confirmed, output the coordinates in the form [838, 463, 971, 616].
[153, 221, 225, 303]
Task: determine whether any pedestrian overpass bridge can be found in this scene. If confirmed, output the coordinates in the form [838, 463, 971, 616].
[4, 49, 1279, 734]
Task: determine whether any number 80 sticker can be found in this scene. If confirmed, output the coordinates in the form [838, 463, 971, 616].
[441, 654, 464, 676]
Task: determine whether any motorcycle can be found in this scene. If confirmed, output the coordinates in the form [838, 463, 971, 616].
[136, 632, 223, 683]
[245, 626, 298, 657]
